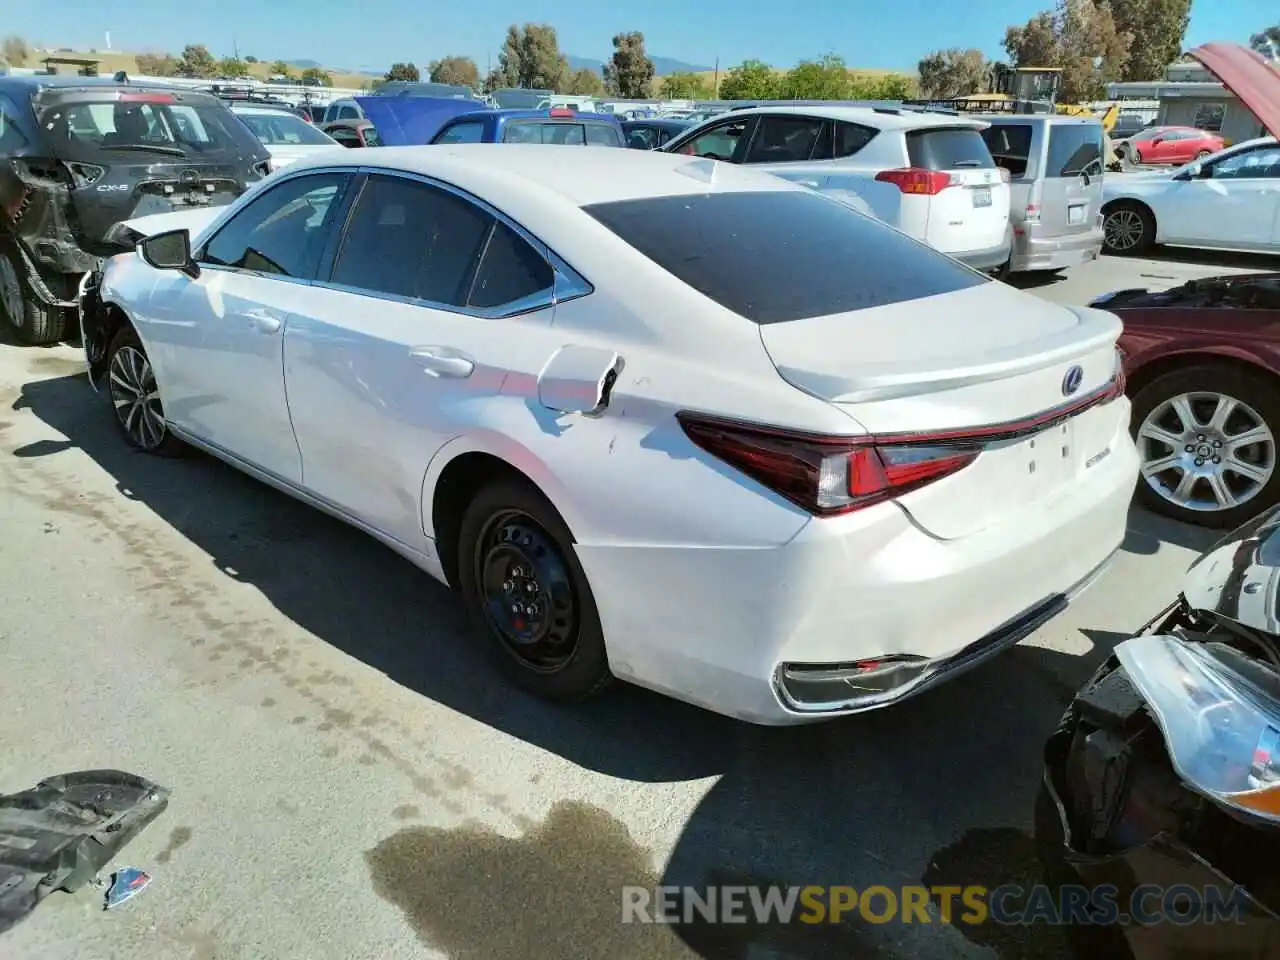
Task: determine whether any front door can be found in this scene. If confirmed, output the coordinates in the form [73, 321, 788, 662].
[141, 170, 352, 481]
[1161, 144, 1280, 249]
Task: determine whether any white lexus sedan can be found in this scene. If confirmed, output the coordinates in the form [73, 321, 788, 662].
[78, 145, 1138, 724]
[1101, 136, 1280, 256]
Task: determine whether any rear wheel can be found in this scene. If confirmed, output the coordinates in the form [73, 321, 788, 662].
[0, 247, 66, 345]
[105, 326, 184, 456]
[1102, 201, 1155, 256]
[1131, 363, 1280, 528]
[457, 478, 611, 701]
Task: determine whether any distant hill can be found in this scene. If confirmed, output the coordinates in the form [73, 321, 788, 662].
[566, 54, 713, 76]
[285, 58, 324, 70]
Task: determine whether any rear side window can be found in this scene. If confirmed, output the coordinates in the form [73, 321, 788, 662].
[583, 190, 987, 325]
[339, 105, 359, 120]
[584, 123, 622, 147]
[468, 221, 554, 309]
[907, 128, 995, 170]
[746, 116, 826, 163]
[435, 121, 485, 144]
[980, 124, 1033, 178]
[1046, 124, 1104, 177]
[834, 122, 875, 159]
[331, 175, 492, 305]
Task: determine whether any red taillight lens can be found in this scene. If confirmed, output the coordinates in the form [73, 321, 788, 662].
[874, 167, 951, 195]
[675, 414, 979, 516]
[549, 107, 574, 117]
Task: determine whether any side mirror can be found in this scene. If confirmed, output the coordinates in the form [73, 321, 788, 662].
[139, 228, 199, 277]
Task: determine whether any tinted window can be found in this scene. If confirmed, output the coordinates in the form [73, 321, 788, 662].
[1210, 146, 1280, 180]
[584, 123, 622, 147]
[1046, 123, 1104, 177]
[330, 128, 361, 147]
[673, 118, 750, 161]
[363, 127, 382, 147]
[468, 221, 554, 309]
[834, 122, 874, 159]
[202, 173, 346, 278]
[906, 128, 995, 170]
[746, 116, 825, 163]
[1192, 103, 1225, 132]
[331, 175, 491, 305]
[584, 191, 987, 325]
[236, 111, 336, 146]
[980, 123, 1033, 178]
[339, 106, 360, 119]
[627, 127, 658, 149]
[43, 95, 261, 164]
[435, 121, 485, 144]
[502, 121, 592, 145]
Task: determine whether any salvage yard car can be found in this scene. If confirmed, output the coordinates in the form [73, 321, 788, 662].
[79, 146, 1137, 724]
[228, 102, 344, 170]
[0, 75, 271, 345]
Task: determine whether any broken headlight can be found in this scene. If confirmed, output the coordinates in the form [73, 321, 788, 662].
[1117, 636, 1280, 821]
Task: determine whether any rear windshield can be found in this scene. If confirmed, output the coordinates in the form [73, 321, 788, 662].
[502, 120, 621, 146]
[907, 127, 996, 170]
[1046, 123, 1105, 177]
[980, 124, 1034, 178]
[583, 190, 988, 325]
[39, 95, 263, 163]
[236, 110, 336, 146]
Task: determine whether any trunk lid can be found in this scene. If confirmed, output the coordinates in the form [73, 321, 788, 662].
[758, 282, 1124, 538]
[906, 126, 1011, 252]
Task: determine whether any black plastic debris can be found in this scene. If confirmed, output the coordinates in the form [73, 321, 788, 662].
[0, 771, 169, 933]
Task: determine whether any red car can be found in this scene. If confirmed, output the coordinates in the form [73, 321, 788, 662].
[1091, 273, 1280, 528]
[1118, 126, 1225, 166]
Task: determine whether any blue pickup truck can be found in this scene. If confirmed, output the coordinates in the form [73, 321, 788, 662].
[355, 97, 626, 147]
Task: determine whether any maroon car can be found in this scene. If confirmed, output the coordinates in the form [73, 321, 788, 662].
[1117, 126, 1225, 166]
[1091, 273, 1280, 528]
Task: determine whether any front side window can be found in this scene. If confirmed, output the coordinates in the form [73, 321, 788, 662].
[1208, 146, 1280, 180]
[627, 127, 658, 149]
[434, 121, 485, 144]
[980, 123, 1033, 178]
[834, 122, 875, 159]
[202, 173, 347, 278]
[330, 175, 492, 305]
[672, 118, 752, 162]
[745, 116, 827, 164]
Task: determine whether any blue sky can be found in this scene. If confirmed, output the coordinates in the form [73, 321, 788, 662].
[7, 0, 1263, 73]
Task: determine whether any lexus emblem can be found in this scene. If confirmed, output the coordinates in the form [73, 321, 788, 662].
[1062, 365, 1084, 397]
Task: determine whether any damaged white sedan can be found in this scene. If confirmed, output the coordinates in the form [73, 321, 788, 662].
[79, 145, 1138, 724]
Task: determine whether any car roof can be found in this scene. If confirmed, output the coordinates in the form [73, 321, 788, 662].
[286, 143, 804, 207]
[450, 108, 618, 123]
[0, 74, 219, 102]
[230, 103, 303, 116]
[982, 113, 1101, 127]
[713, 104, 987, 131]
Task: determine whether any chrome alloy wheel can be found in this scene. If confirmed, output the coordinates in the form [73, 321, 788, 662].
[0, 253, 22, 325]
[1104, 209, 1145, 251]
[108, 345, 167, 449]
[1137, 390, 1276, 514]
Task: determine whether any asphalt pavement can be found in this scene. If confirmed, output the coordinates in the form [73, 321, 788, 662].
[0, 249, 1269, 960]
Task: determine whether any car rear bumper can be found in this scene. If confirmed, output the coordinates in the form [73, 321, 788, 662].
[576, 407, 1138, 724]
[1011, 225, 1104, 272]
[949, 236, 1012, 272]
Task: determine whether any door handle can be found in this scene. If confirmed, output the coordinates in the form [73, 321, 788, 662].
[409, 346, 474, 378]
[244, 309, 283, 334]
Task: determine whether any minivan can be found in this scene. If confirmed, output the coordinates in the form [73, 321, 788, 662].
[979, 115, 1105, 274]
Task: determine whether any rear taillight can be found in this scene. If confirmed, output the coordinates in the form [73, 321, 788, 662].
[875, 167, 951, 195]
[1024, 202, 1041, 223]
[675, 414, 979, 516]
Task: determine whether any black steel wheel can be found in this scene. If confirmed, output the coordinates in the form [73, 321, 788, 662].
[457, 478, 610, 701]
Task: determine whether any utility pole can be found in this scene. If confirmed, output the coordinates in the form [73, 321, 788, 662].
[233, 35, 240, 60]
[713, 58, 719, 98]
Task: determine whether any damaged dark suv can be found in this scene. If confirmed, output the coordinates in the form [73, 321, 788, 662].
[0, 75, 271, 344]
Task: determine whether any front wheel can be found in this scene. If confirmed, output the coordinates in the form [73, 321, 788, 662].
[0, 247, 66, 345]
[105, 326, 184, 456]
[457, 478, 611, 701]
[1102, 201, 1155, 256]
[1131, 363, 1280, 528]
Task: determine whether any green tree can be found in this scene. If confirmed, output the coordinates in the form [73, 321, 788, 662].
[385, 62, 420, 82]
[429, 56, 480, 87]
[300, 66, 332, 86]
[178, 44, 217, 78]
[135, 52, 180, 77]
[916, 48, 990, 98]
[779, 54, 853, 99]
[659, 71, 712, 98]
[565, 67, 605, 96]
[482, 68, 505, 93]
[1, 36, 30, 66]
[718, 59, 779, 100]
[1250, 25, 1280, 57]
[216, 56, 250, 78]
[603, 31, 655, 98]
[1107, 0, 1190, 81]
[1004, 0, 1129, 102]
[498, 23, 569, 91]
[268, 59, 293, 77]
[862, 74, 917, 99]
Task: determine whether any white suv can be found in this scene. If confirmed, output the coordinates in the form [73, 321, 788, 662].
[663, 105, 1013, 271]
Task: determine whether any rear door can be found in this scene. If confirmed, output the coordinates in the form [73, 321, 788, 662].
[980, 121, 1038, 226]
[906, 126, 1010, 254]
[1039, 121, 1105, 240]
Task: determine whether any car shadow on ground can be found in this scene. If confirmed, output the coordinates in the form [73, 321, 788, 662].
[1105, 247, 1278, 273]
[12, 371, 1198, 959]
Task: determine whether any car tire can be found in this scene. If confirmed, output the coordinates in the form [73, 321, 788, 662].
[104, 325, 185, 457]
[1131, 362, 1280, 529]
[1101, 200, 1155, 256]
[457, 476, 612, 702]
[1130, 146, 1142, 165]
[0, 247, 67, 345]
